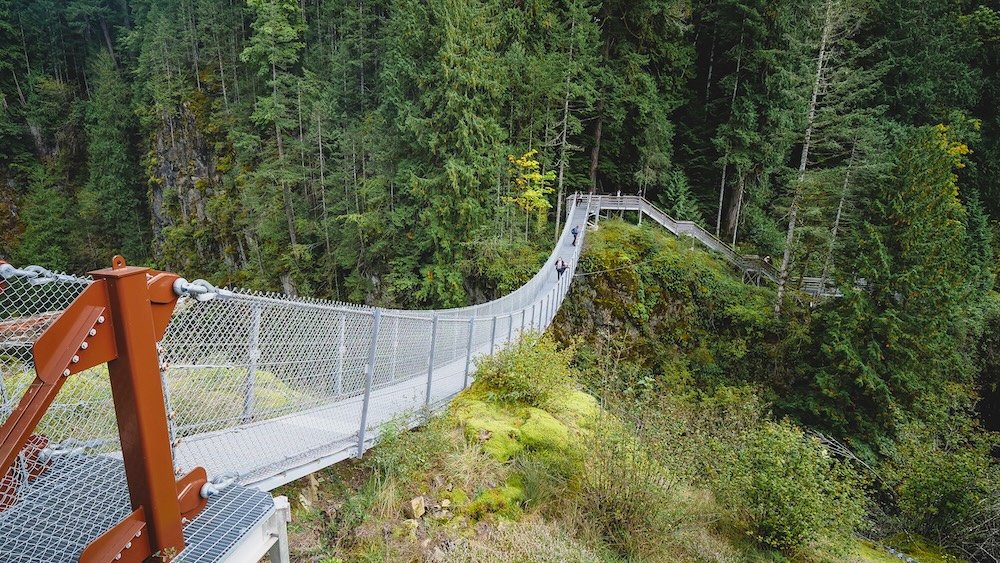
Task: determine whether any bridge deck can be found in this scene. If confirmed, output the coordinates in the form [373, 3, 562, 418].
[175, 348, 479, 490]
[0, 454, 275, 562]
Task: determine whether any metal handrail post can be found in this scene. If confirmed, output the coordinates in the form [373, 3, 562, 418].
[424, 315, 437, 407]
[357, 308, 381, 458]
[463, 317, 475, 388]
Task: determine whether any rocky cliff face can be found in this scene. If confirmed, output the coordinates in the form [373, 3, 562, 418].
[550, 219, 777, 388]
[148, 101, 217, 252]
[144, 90, 250, 281]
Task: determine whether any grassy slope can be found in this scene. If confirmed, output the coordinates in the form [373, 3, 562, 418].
[272, 220, 957, 563]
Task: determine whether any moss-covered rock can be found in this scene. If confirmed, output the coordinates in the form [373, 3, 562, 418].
[519, 407, 570, 451]
[452, 398, 525, 461]
[464, 484, 525, 520]
[549, 390, 600, 428]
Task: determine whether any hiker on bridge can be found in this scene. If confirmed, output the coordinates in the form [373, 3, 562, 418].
[571, 225, 581, 246]
[556, 257, 569, 279]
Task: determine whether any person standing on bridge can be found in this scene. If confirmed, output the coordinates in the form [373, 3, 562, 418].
[571, 225, 580, 246]
[555, 257, 569, 279]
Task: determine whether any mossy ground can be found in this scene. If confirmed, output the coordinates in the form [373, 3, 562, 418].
[269, 222, 958, 563]
[270, 378, 613, 562]
[271, 360, 936, 562]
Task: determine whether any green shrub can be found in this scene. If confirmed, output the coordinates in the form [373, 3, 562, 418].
[897, 448, 986, 538]
[473, 333, 575, 406]
[579, 419, 685, 559]
[888, 422, 997, 557]
[715, 420, 866, 552]
[366, 418, 454, 481]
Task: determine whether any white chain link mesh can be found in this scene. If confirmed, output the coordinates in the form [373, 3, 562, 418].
[0, 269, 139, 562]
[0, 198, 604, 560]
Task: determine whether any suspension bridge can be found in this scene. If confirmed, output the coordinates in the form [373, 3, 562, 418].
[0, 195, 834, 563]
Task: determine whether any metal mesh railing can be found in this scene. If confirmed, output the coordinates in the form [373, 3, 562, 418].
[6, 193, 822, 559]
[0, 267, 139, 563]
[162, 199, 588, 488]
[0, 195, 586, 490]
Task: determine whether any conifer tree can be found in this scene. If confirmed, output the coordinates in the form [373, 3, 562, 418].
[78, 52, 147, 265]
[657, 170, 703, 223]
[379, 0, 505, 306]
[240, 0, 307, 291]
[0, 0, 23, 164]
[13, 165, 73, 269]
[808, 125, 976, 450]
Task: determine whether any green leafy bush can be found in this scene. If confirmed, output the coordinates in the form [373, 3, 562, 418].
[473, 333, 575, 406]
[897, 448, 986, 538]
[715, 420, 866, 552]
[888, 422, 998, 557]
[366, 418, 454, 482]
[579, 419, 686, 559]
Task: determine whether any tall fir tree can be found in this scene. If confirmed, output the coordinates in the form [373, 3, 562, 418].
[78, 52, 147, 265]
[801, 125, 977, 453]
[239, 0, 308, 293]
[379, 0, 506, 306]
[12, 165, 73, 269]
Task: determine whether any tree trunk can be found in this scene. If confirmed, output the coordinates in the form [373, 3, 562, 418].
[775, 0, 833, 316]
[819, 142, 856, 290]
[589, 104, 603, 194]
[10, 71, 25, 106]
[317, 113, 331, 257]
[716, 30, 743, 237]
[17, 18, 30, 75]
[273, 64, 297, 249]
[729, 172, 746, 245]
[555, 20, 575, 241]
[590, 34, 612, 194]
[555, 91, 570, 241]
[704, 26, 716, 104]
[216, 40, 229, 108]
[118, 0, 133, 29]
[297, 80, 305, 173]
[99, 18, 117, 63]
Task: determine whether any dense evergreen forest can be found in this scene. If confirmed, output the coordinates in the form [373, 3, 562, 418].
[1, 0, 1000, 556]
[0, 0, 996, 308]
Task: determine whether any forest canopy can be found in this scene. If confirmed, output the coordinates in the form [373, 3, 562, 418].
[1, 0, 995, 310]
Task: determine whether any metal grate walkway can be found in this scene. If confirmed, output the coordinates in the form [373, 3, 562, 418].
[0, 454, 273, 563]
